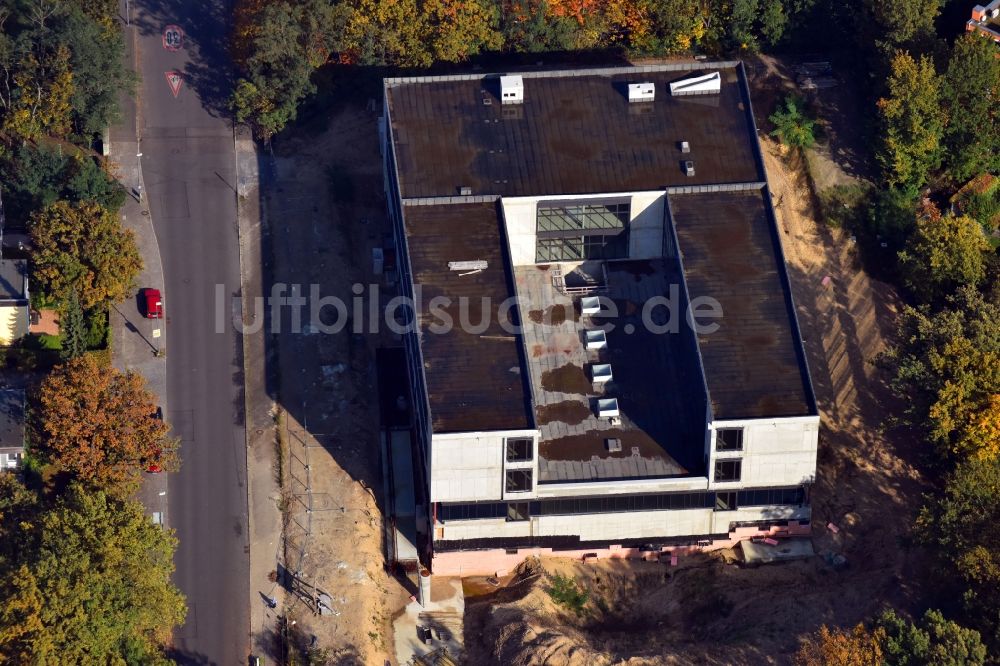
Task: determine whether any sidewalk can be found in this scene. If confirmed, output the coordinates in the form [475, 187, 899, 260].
[236, 127, 286, 653]
[109, 20, 170, 524]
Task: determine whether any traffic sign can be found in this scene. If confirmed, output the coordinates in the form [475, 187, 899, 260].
[165, 71, 183, 98]
[163, 24, 184, 51]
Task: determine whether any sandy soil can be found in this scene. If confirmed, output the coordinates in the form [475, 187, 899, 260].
[260, 101, 410, 664]
[462, 59, 930, 665]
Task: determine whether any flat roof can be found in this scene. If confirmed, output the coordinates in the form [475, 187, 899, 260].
[386, 64, 763, 199]
[516, 261, 706, 482]
[0, 259, 27, 301]
[0, 389, 25, 453]
[403, 202, 534, 433]
[669, 190, 815, 419]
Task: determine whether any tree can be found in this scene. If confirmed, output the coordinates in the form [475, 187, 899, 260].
[0, 485, 185, 663]
[941, 33, 1000, 183]
[65, 154, 126, 212]
[877, 52, 944, 191]
[794, 623, 884, 666]
[343, 0, 431, 66]
[232, 0, 350, 140]
[2, 45, 73, 140]
[30, 200, 143, 308]
[769, 95, 816, 149]
[424, 0, 502, 63]
[885, 286, 1000, 458]
[917, 457, 1000, 648]
[897, 201, 989, 303]
[863, 0, 942, 54]
[33, 355, 174, 492]
[34, 4, 134, 136]
[630, 0, 705, 54]
[58, 289, 86, 360]
[877, 608, 986, 665]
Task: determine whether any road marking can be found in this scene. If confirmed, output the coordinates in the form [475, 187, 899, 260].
[165, 71, 183, 98]
[163, 24, 184, 51]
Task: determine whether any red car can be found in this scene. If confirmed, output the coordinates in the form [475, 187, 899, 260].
[143, 288, 163, 319]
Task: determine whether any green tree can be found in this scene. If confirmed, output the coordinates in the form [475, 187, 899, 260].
[877, 608, 986, 665]
[500, 0, 581, 53]
[34, 4, 134, 136]
[769, 95, 816, 149]
[863, 0, 942, 54]
[65, 155, 126, 212]
[885, 286, 1000, 458]
[232, 0, 350, 140]
[877, 51, 944, 191]
[33, 355, 175, 493]
[30, 200, 143, 308]
[897, 201, 989, 303]
[0, 485, 185, 663]
[58, 289, 86, 361]
[941, 33, 1000, 183]
[917, 457, 1000, 649]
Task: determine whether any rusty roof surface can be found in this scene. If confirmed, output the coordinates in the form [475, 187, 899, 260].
[403, 201, 534, 433]
[386, 65, 763, 199]
[516, 261, 706, 481]
[669, 190, 815, 420]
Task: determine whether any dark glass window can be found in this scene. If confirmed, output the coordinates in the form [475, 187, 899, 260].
[506, 438, 533, 462]
[716, 428, 744, 451]
[505, 470, 533, 493]
[737, 487, 804, 507]
[714, 459, 742, 483]
[535, 201, 630, 262]
[507, 502, 530, 521]
[715, 491, 738, 511]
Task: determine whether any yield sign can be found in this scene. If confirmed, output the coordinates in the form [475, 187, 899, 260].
[165, 71, 183, 98]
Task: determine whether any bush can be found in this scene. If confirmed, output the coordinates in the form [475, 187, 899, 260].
[769, 95, 817, 149]
[84, 307, 109, 350]
[545, 573, 588, 616]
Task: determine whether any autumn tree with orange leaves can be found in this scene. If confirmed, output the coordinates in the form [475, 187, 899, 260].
[33, 355, 176, 493]
[794, 624, 885, 666]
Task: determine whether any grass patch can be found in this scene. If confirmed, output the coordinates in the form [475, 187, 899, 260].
[545, 573, 589, 616]
[35, 333, 62, 351]
[817, 183, 873, 229]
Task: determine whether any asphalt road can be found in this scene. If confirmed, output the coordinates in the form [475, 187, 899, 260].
[129, 2, 250, 662]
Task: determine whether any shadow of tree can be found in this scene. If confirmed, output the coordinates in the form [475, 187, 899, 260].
[130, 0, 235, 119]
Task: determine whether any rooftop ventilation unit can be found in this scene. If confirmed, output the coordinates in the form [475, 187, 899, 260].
[680, 141, 691, 153]
[606, 438, 622, 453]
[585, 329, 608, 350]
[627, 82, 655, 103]
[597, 398, 620, 418]
[459, 186, 472, 195]
[669, 71, 722, 96]
[580, 296, 602, 315]
[500, 75, 524, 105]
[684, 160, 695, 177]
[591, 363, 613, 384]
[448, 260, 487, 275]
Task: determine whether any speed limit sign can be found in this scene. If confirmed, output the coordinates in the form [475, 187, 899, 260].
[163, 25, 184, 51]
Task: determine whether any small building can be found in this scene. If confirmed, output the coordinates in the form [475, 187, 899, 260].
[0, 389, 25, 470]
[967, 1, 1000, 42]
[0, 259, 29, 346]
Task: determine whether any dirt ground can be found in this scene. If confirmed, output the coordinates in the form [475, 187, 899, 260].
[260, 100, 410, 664]
[461, 58, 931, 665]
